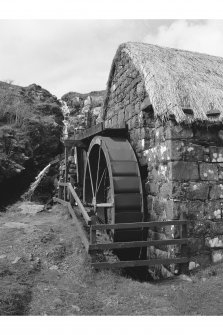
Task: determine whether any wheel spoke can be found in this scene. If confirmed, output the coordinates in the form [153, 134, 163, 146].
[96, 167, 106, 194]
[95, 146, 101, 199]
[87, 157, 94, 199]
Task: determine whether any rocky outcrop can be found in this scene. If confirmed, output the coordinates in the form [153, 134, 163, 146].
[0, 81, 63, 208]
[61, 90, 105, 135]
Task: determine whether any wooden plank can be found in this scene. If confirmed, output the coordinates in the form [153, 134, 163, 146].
[90, 215, 98, 244]
[67, 203, 89, 252]
[72, 122, 128, 142]
[68, 183, 91, 225]
[92, 257, 190, 269]
[90, 226, 96, 244]
[96, 203, 114, 208]
[75, 122, 104, 141]
[89, 238, 189, 251]
[53, 197, 69, 207]
[91, 220, 189, 230]
[58, 186, 63, 199]
[58, 182, 69, 187]
[64, 139, 86, 148]
[180, 222, 189, 274]
[86, 202, 114, 208]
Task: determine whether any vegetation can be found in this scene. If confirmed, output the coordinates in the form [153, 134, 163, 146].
[1, 202, 223, 316]
[0, 81, 63, 208]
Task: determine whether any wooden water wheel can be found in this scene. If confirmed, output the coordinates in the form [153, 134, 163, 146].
[83, 136, 145, 259]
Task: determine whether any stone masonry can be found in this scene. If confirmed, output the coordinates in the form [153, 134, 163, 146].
[104, 49, 223, 270]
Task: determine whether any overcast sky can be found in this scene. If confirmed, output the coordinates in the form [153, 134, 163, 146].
[1, 19, 223, 98]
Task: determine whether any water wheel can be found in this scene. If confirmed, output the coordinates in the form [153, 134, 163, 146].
[83, 136, 144, 260]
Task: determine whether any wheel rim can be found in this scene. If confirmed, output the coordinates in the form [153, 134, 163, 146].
[83, 137, 114, 225]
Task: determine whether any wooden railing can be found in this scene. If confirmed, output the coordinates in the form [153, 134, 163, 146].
[54, 182, 191, 270]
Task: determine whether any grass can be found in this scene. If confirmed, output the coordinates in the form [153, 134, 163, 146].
[1, 202, 223, 315]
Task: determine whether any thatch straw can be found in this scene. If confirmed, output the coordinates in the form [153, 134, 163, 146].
[103, 42, 223, 124]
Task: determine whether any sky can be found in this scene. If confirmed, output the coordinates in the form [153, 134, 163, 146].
[1, 19, 223, 98]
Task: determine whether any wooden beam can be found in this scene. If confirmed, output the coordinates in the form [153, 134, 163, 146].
[74, 122, 104, 141]
[53, 197, 69, 207]
[86, 202, 114, 208]
[67, 203, 89, 252]
[64, 139, 86, 148]
[91, 220, 189, 230]
[68, 183, 91, 225]
[92, 257, 190, 270]
[96, 203, 113, 208]
[89, 238, 189, 251]
[58, 182, 69, 187]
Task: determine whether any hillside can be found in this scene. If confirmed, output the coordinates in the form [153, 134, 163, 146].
[0, 81, 64, 209]
[61, 90, 105, 133]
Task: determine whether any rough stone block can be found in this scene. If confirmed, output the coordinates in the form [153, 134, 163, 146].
[140, 127, 145, 140]
[187, 182, 210, 200]
[143, 113, 155, 127]
[136, 82, 145, 98]
[144, 127, 154, 140]
[187, 200, 205, 220]
[145, 144, 169, 164]
[148, 164, 169, 183]
[153, 198, 167, 220]
[157, 164, 168, 180]
[147, 195, 154, 211]
[218, 164, 223, 180]
[209, 184, 223, 200]
[117, 109, 125, 125]
[136, 140, 144, 153]
[129, 88, 137, 102]
[206, 236, 223, 248]
[169, 161, 199, 181]
[104, 119, 111, 128]
[172, 182, 209, 200]
[194, 128, 219, 143]
[164, 199, 174, 220]
[209, 221, 223, 236]
[212, 250, 223, 263]
[155, 127, 165, 143]
[193, 254, 211, 268]
[160, 182, 172, 198]
[145, 180, 159, 196]
[204, 200, 223, 220]
[111, 114, 118, 127]
[134, 102, 140, 116]
[168, 141, 204, 161]
[123, 96, 130, 107]
[172, 200, 188, 220]
[167, 140, 184, 161]
[210, 147, 223, 163]
[165, 124, 193, 140]
[204, 154, 210, 162]
[142, 139, 152, 151]
[184, 144, 204, 161]
[129, 77, 141, 90]
[138, 153, 147, 166]
[199, 163, 218, 181]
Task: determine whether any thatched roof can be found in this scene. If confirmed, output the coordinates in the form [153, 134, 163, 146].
[104, 42, 223, 124]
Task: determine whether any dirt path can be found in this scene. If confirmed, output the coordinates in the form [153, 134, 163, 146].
[1, 202, 223, 315]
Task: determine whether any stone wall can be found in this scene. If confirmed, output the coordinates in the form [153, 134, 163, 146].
[104, 50, 223, 270]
